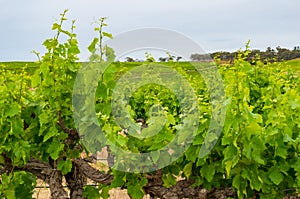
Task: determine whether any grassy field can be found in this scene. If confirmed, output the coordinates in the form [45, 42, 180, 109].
[1, 59, 299, 72]
[0, 61, 39, 73]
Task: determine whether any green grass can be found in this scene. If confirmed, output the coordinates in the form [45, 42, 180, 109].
[2, 59, 300, 75]
[0, 62, 39, 74]
[285, 59, 300, 72]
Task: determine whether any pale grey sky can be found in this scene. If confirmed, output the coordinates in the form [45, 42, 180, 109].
[0, 0, 299, 61]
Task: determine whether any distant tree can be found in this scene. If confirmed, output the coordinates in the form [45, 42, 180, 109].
[276, 46, 292, 61]
[176, 56, 182, 62]
[159, 57, 167, 62]
[125, 57, 135, 62]
[247, 49, 261, 64]
[261, 47, 276, 62]
[190, 53, 212, 61]
[159, 56, 182, 62]
[291, 46, 300, 59]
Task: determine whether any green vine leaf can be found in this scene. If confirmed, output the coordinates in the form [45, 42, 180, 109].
[46, 140, 64, 160]
[57, 159, 72, 175]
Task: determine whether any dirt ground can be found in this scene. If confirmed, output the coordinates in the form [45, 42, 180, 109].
[33, 186, 150, 199]
[32, 148, 151, 199]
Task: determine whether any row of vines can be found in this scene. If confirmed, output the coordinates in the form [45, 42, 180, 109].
[1, 11, 300, 199]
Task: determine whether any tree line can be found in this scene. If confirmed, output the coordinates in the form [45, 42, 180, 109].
[191, 46, 300, 63]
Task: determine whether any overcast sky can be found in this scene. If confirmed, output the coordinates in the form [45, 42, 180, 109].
[1, 0, 299, 61]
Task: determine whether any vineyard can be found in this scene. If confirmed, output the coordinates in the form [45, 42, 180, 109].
[1, 11, 300, 199]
